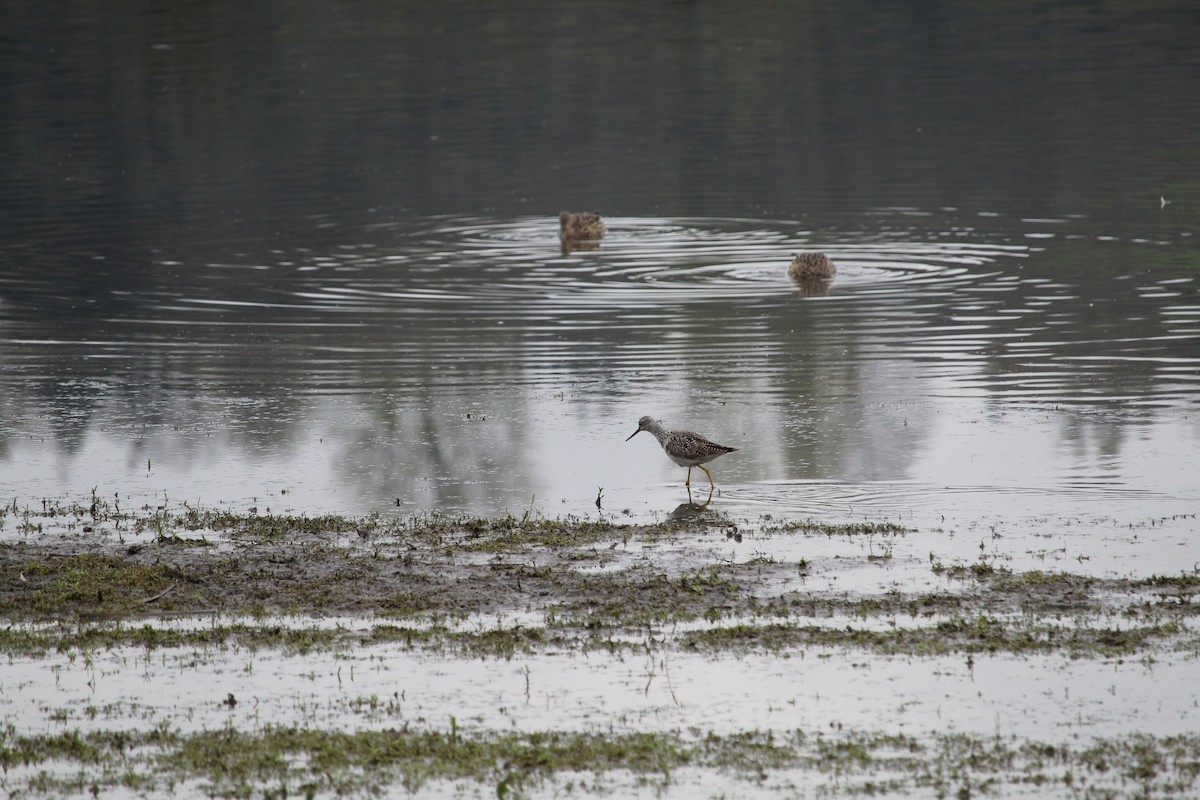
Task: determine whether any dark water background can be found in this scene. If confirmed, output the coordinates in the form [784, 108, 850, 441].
[2, 1, 1198, 525]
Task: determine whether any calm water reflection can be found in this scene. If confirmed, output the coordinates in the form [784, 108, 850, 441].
[1, 2, 1198, 528]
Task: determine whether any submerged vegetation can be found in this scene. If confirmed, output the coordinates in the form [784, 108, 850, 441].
[2, 722, 1198, 798]
[0, 499, 1197, 797]
[1, 503, 1195, 650]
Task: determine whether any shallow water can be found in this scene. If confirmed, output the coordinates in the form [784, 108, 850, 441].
[6, 625, 1195, 741]
[3, 212, 1198, 540]
[8, 639, 1194, 799]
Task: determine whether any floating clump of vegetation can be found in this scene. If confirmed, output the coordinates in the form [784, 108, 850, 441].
[679, 617, 1193, 657]
[758, 515, 909, 537]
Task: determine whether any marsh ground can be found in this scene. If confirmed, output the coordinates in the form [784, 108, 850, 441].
[1, 500, 1197, 798]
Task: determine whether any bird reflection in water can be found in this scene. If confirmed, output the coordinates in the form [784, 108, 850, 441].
[670, 485, 715, 520]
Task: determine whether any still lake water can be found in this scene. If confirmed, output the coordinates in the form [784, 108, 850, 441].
[2, 2, 1199, 540]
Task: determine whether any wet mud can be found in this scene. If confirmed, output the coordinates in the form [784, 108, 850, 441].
[1, 504, 1198, 797]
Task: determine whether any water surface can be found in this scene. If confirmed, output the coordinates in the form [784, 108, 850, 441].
[3, 211, 1197, 534]
[3, 4, 1200, 797]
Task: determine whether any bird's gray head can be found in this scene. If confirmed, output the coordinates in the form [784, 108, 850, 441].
[626, 415, 658, 441]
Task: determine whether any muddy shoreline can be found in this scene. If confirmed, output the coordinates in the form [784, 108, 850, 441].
[2, 508, 1196, 651]
[1, 503, 1198, 797]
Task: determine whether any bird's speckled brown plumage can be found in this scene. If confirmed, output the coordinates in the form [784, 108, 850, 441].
[787, 252, 836, 280]
[626, 415, 737, 489]
[558, 211, 606, 241]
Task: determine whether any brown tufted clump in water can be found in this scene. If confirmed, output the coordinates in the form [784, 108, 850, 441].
[558, 211, 606, 242]
[787, 252, 836, 280]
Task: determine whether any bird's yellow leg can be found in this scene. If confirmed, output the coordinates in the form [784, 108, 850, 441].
[698, 464, 715, 489]
[685, 466, 692, 487]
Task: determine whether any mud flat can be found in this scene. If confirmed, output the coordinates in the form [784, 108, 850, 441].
[1, 498, 1197, 797]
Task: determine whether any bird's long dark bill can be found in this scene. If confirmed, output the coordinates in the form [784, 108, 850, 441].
[625, 429, 641, 441]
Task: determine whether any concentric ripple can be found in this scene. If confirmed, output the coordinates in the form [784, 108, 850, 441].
[125, 214, 1197, 410]
[1, 211, 1197, 523]
[375, 215, 1032, 307]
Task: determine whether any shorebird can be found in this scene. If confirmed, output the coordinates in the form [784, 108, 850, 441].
[787, 252, 836, 280]
[558, 211, 606, 242]
[626, 415, 737, 490]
